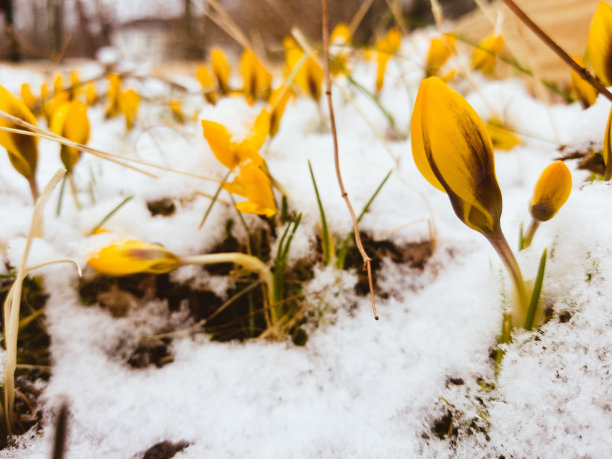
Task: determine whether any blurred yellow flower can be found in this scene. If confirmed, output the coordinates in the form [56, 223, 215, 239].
[529, 161, 572, 222]
[196, 64, 218, 105]
[240, 49, 272, 105]
[53, 74, 64, 96]
[375, 28, 402, 92]
[88, 240, 180, 276]
[330, 22, 352, 74]
[119, 89, 140, 130]
[0, 84, 39, 198]
[486, 118, 520, 151]
[269, 85, 293, 138]
[210, 47, 231, 95]
[284, 37, 323, 102]
[105, 73, 122, 118]
[85, 81, 98, 106]
[587, 1, 612, 86]
[411, 77, 501, 234]
[202, 109, 269, 170]
[50, 99, 90, 172]
[43, 91, 69, 124]
[169, 99, 184, 123]
[425, 34, 456, 77]
[472, 33, 504, 75]
[20, 83, 37, 112]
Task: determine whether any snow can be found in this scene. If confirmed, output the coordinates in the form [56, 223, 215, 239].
[0, 25, 611, 458]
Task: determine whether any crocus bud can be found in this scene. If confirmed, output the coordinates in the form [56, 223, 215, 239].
[269, 85, 292, 138]
[411, 77, 502, 235]
[529, 161, 572, 222]
[0, 84, 39, 196]
[375, 28, 401, 92]
[50, 99, 90, 172]
[587, 2, 612, 86]
[88, 240, 180, 276]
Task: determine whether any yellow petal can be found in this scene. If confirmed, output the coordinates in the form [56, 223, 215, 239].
[105, 74, 122, 118]
[472, 33, 504, 75]
[245, 108, 270, 151]
[411, 77, 502, 234]
[587, 1, 612, 86]
[486, 118, 521, 151]
[229, 165, 277, 217]
[88, 240, 180, 276]
[529, 161, 572, 221]
[201, 120, 236, 169]
[211, 47, 231, 94]
[0, 84, 39, 181]
[240, 49, 271, 104]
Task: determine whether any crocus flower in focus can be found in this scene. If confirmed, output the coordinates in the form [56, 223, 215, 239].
[88, 240, 181, 276]
[587, 1, 612, 86]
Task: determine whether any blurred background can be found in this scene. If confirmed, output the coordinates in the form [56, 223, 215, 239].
[0, 0, 477, 63]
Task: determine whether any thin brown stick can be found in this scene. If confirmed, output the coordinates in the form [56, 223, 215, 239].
[322, 0, 378, 320]
[501, 0, 612, 103]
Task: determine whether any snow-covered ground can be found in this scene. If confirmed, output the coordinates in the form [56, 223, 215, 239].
[0, 27, 611, 458]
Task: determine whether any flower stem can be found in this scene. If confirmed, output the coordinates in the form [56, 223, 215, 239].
[521, 218, 540, 250]
[179, 253, 276, 323]
[486, 229, 528, 328]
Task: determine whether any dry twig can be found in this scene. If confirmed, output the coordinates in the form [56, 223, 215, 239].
[501, 0, 612, 103]
[321, 0, 378, 320]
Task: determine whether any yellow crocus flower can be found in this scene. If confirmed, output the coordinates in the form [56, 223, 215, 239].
[330, 22, 352, 74]
[411, 77, 501, 235]
[50, 99, 90, 172]
[375, 28, 402, 92]
[411, 76, 528, 326]
[105, 73, 122, 118]
[529, 161, 572, 222]
[88, 240, 180, 276]
[240, 49, 272, 105]
[486, 118, 520, 151]
[119, 89, 140, 130]
[20, 83, 37, 112]
[85, 81, 98, 106]
[269, 85, 293, 138]
[210, 47, 231, 95]
[472, 33, 504, 75]
[53, 74, 64, 96]
[587, 1, 612, 86]
[196, 64, 218, 105]
[202, 109, 269, 170]
[0, 84, 39, 199]
[43, 91, 70, 125]
[425, 34, 456, 77]
[169, 99, 184, 123]
[283, 37, 324, 102]
[224, 164, 277, 217]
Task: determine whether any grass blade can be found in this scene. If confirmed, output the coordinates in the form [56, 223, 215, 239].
[308, 161, 331, 264]
[524, 248, 548, 330]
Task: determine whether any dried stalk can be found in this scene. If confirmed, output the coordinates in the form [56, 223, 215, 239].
[321, 0, 378, 320]
[501, 0, 612, 103]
